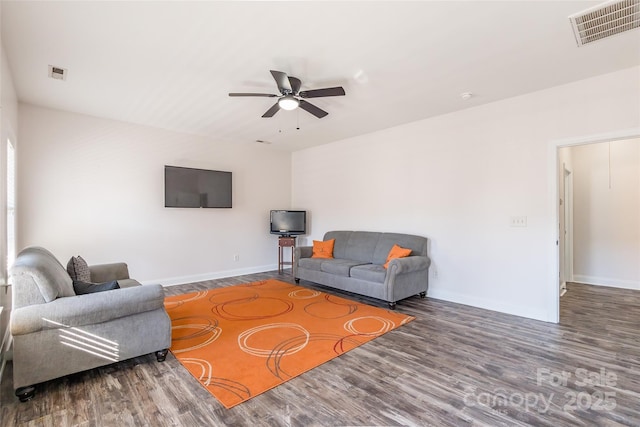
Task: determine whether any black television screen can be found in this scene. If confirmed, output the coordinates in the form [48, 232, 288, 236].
[165, 165, 232, 208]
[270, 210, 306, 236]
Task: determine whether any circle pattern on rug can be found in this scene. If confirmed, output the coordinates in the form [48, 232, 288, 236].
[170, 316, 221, 353]
[344, 316, 395, 336]
[304, 294, 359, 319]
[238, 323, 310, 357]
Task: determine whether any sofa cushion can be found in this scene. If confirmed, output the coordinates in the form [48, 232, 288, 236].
[73, 280, 120, 295]
[323, 231, 353, 260]
[350, 264, 387, 283]
[320, 259, 370, 277]
[344, 232, 380, 263]
[67, 256, 91, 283]
[323, 231, 383, 263]
[10, 247, 77, 302]
[312, 239, 335, 259]
[11, 266, 58, 303]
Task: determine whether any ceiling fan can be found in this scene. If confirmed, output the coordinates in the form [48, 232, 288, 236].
[229, 70, 345, 119]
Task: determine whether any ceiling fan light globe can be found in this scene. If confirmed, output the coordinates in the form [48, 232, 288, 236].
[278, 96, 299, 111]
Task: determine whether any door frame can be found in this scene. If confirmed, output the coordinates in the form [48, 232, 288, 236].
[547, 127, 640, 323]
[560, 164, 573, 296]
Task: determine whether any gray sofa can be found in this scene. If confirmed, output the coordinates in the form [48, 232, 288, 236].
[9, 246, 171, 402]
[294, 231, 430, 308]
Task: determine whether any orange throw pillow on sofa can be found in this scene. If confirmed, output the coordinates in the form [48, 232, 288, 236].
[383, 244, 412, 268]
[312, 239, 335, 259]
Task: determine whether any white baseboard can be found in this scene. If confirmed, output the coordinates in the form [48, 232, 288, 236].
[572, 275, 640, 290]
[427, 288, 552, 323]
[142, 264, 279, 287]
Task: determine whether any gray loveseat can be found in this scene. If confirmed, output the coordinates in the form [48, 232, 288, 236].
[9, 247, 171, 401]
[294, 231, 430, 309]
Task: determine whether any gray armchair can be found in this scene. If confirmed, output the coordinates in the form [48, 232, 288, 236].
[9, 247, 171, 402]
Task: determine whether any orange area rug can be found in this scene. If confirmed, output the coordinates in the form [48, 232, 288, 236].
[164, 279, 415, 408]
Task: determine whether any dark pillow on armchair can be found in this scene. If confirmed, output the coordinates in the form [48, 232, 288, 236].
[67, 256, 91, 282]
[73, 280, 120, 295]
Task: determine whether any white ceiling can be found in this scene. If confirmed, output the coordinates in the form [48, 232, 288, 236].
[2, 1, 639, 151]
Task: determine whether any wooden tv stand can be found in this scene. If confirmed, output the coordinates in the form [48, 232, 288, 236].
[278, 236, 296, 274]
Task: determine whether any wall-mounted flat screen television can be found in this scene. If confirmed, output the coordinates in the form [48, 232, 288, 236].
[270, 210, 306, 236]
[165, 165, 232, 208]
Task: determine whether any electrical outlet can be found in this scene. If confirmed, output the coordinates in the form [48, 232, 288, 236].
[233, 254, 239, 262]
[510, 216, 527, 227]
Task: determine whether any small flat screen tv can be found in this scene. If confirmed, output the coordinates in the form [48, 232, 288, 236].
[270, 210, 306, 236]
[165, 165, 232, 208]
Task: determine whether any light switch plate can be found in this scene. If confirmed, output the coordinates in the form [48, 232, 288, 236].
[510, 216, 527, 227]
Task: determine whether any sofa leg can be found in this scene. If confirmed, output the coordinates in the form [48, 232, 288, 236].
[16, 386, 35, 402]
[156, 349, 169, 362]
[419, 291, 426, 299]
[295, 278, 300, 284]
[388, 302, 396, 310]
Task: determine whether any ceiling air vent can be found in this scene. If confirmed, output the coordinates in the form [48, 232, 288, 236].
[48, 65, 67, 81]
[569, 0, 640, 46]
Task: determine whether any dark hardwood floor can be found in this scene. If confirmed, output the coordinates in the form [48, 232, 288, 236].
[1, 276, 639, 426]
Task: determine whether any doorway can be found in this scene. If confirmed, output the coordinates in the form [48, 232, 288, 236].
[549, 128, 640, 324]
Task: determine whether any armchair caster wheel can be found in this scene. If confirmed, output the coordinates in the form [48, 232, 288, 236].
[388, 302, 397, 310]
[16, 386, 35, 402]
[419, 291, 426, 299]
[156, 349, 169, 362]
[295, 278, 300, 284]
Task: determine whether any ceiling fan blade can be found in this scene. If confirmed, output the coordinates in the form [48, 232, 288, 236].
[288, 76, 302, 95]
[299, 99, 328, 118]
[229, 93, 277, 97]
[299, 86, 345, 98]
[270, 70, 292, 94]
[262, 102, 280, 118]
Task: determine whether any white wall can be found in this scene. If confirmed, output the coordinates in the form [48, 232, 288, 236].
[18, 104, 292, 284]
[0, 50, 17, 141]
[292, 66, 640, 322]
[571, 138, 640, 289]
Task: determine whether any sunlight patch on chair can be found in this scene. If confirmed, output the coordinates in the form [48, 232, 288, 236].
[44, 318, 120, 362]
